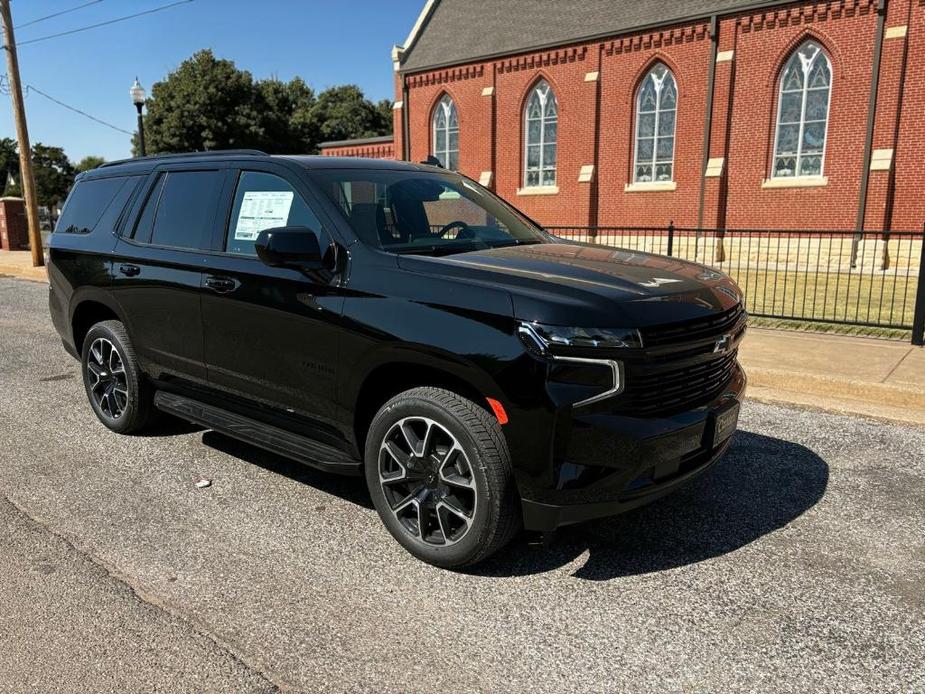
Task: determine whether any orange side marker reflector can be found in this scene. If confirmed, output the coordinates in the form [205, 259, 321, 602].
[486, 397, 509, 425]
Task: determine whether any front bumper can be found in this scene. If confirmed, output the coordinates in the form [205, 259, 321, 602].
[519, 363, 746, 531]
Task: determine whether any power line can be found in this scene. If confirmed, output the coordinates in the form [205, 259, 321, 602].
[16, 0, 105, 30]
[15, 81, 134, 135]
[16, 0, 193, 47]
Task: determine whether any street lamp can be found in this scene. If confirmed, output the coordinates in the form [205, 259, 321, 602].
[130, 77, 146, 157]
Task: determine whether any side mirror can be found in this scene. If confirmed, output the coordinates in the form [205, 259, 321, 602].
[254, 226, 323, 269]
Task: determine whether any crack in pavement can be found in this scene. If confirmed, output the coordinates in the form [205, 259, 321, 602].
[0, 489, 290, 694]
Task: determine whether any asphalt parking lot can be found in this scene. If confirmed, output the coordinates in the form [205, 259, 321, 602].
[0, 276, 923, 693]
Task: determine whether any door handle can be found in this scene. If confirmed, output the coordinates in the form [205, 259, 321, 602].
[204, 276, 237, 293]
[118, 264, 140, 277]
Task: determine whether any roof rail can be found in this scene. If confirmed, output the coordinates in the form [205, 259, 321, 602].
[99, 149, 267, 168]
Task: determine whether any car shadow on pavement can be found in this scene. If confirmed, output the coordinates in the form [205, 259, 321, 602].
[201, 431, 374, 509]
[471, 430, 829, 580]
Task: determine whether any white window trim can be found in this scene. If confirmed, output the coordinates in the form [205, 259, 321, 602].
[761, 175, 828, 189]
[625, 181, 677, 192]
[517, 186, 559, 196]
[523, 81, 557, 188]
[432, 94, 458, 170]
[771, 42, 832, 180]
[633, 64, 677, 184]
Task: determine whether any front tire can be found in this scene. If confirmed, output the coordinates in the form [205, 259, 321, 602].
[365, 387, 520, 568]
[81, 320, 156, 434]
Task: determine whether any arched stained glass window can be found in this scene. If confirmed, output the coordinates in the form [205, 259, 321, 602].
[772, 41, 832, 178]
[432, 94, 458, 170]
[523, 80, 557, 187]
[634, 63, 677, 183]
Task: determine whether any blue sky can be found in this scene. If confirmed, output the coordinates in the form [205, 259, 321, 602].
[2, 0, 422, 162]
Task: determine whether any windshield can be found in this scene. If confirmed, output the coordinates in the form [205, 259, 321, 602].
[308, 168, 550, 256]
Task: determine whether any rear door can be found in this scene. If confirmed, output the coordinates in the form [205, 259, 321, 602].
[111, 165, 228, 386]
[200, 161, 348, 447]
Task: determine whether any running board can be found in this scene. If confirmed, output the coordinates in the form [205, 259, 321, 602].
[154, 391, 361, 475]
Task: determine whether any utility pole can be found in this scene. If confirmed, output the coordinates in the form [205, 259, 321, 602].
[1, 0, 44, 267]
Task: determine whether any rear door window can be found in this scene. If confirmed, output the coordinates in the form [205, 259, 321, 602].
[56, 176, 141, 235]
[132, 170, 223, 250]
[149, 170, 224, 250]
[225, 171, 323, 256]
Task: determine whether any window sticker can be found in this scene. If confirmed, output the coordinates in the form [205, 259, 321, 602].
[234, 190, 294, 240]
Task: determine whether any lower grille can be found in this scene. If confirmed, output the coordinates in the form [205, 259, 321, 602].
[617, 349, 739, 416]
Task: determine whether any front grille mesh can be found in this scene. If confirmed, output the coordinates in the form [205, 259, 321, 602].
[640, 304, 745, 348]
[617, 349, 739, 417]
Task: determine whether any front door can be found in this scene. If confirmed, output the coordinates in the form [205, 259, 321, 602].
[200, 164, 347, 448]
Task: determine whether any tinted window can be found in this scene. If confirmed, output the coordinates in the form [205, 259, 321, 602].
[56, 176, 139, 234]
[309, 169, 546, 256]
[132, 173, 165, 242]
[137, 170, 223, 250]
[225, 171, 323, 256]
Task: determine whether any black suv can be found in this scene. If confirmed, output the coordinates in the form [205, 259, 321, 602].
[48, 150, 746, 568]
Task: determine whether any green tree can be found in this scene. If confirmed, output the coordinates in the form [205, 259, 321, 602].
[135, 50, 393, 155]
[136, 49, 264, 155]
[31, 143, 75, 209]
[0, 137, 19, 196]
[75, 155, 106, 173]
[309, 85, 392, 144]
[256, 76, 316, 153]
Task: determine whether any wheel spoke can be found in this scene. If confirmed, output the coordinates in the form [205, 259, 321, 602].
[398, 420, 426, 457]
[439, 445, 474, 489]
[90, 340, 104, 366]
[87, 361, 103, 388]
[109, 349, 124, 374]
[436, 498, 472, 543]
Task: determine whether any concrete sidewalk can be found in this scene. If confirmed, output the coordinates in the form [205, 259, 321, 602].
[0, 250, 46, 282]
[2, 249, 922, 426]
[740, 329, 924, 426]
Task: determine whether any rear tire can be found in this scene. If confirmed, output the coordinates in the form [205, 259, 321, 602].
[81, 320, 157, 434]
[365, 387, 520, 569]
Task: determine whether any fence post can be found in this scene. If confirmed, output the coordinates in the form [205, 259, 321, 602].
[912, 226, 925, 346]
[667, 221, 675, 257]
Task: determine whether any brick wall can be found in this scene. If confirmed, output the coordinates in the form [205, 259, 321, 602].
[395, 0, 924, 232]
[320, 139, 395, 159]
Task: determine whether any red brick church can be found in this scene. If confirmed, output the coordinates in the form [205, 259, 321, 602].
[320, 0, 924, 232]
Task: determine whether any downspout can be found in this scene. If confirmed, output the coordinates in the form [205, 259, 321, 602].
[697, 15, 719, 232]
[852, 0, 888, 266]
[401, 77, 411, 161]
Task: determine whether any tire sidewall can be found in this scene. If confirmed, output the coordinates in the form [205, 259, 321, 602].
[365, 393, 500, 567]
[81, 322, 143, 434]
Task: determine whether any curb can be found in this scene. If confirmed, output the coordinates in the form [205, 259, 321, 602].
[744, 366, 925, 426]
[745, 366, 925, 409]
[0, 263, 47, 282]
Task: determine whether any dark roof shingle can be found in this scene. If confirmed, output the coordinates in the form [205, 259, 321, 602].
[400, 0, 788, 72]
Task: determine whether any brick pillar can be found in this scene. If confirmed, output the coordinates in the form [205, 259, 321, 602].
[701, 17, 738, 231]
[392, 71, 406, 161]
[0, 197, 28, 250]
[863, 0, 912, 236]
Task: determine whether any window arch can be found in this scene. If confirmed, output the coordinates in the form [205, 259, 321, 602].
[633, 63, 677, 183]
[524, 80, 557, 187]
[772, 40, 832, 178]
[432, 94, 458, 170]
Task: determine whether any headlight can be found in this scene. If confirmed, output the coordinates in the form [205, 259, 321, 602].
[518, 321, 629, 407]
[518, 321, 642, 354]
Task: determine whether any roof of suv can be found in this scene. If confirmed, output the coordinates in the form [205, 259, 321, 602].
[85, 150, 432, 179]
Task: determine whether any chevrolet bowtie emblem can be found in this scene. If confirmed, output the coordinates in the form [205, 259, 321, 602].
[713, 334, 732, 353]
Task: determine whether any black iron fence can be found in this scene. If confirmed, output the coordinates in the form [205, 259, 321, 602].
[545, 224, 925, 345]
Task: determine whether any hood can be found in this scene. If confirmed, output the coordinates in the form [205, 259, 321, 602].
[397, 242, 742, 327]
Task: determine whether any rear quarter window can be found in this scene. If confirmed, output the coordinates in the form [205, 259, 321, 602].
[55, 176, 140, 235]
